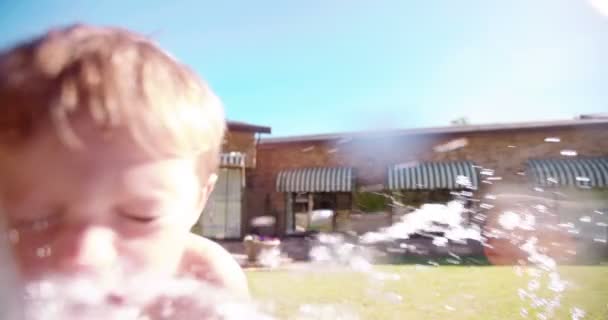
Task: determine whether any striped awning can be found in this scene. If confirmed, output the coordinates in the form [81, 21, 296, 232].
[526, 157, 608, 188]
[220, 152, 246, 168]
[276, 167, 354, 192]
[388, 160, 479, 190]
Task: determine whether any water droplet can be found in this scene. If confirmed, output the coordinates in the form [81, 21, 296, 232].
[548, 273, 567, 292]
[570, 307, 586, 320]
[448, 252, 461, 260]
[593, 238, 607, 243]
[518, 288, 528, 300]
[499, 211, 521, 230]
[576, 176, 590, 182]
[459, 191, 473, 198]
[528, 279, 541, 291]
[7, 229, 19, 244]
[544, 137, 561, 143]
[336, 137, 352, 144]
[455, 175, 472, 187]
[480, 203, 494, 209]
[444, 305, 455, 311]
[433, 138, 468, 153]
[579, 216, 591, 223]
[432, 237, 448, 247]
[383, 292, 403, 304]
[33, 219, 49, 231]
[560, 150, 578, 157]
[36, 246, 52, 258]
[547, 177, 559, 184]
[480, 169, 494, 176]
[521, 308, 529, 317]
[394, 161, 419, 169]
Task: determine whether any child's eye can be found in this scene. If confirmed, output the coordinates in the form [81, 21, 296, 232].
[116, 208, 161, 224]
[124, 215, 159, 224]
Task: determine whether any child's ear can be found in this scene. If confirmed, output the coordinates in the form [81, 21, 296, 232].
[187, 173, 218, 229]
[197, 173, 218, 211]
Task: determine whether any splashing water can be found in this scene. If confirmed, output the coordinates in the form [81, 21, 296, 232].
[21, 274, 274, 320]
[359, 201, 480, 245]
[493, 207, 574, 319]
[3, 191, 596, 319]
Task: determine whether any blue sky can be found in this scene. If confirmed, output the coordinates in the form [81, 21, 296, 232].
[1, 1, 607, 136]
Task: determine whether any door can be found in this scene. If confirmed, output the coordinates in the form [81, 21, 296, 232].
[201, 168, 242, 238]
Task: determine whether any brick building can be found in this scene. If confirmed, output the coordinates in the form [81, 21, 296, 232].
[244, 116, 608, 238]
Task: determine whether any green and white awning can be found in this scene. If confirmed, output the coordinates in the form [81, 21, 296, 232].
[220, 152, 246, 168]
[276, 167, 354, 192]
[526, 157, 608, 188]
[388, 160, 479, 190]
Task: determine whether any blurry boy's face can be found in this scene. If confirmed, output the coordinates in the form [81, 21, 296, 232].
[0, 125, 207, 284]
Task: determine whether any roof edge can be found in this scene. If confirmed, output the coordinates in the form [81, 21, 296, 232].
[227, 120, 271, 134]
[260, 118, 608, 144]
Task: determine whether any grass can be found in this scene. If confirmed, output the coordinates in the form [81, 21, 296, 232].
[247, 265, 608, 320]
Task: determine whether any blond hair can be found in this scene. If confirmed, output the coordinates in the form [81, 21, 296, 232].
[0, 24, 225, 176]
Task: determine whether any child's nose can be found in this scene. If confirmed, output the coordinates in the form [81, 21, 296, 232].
[58, 224, 118, 274]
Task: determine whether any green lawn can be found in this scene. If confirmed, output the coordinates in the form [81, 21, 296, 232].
[247, 265, 608, 320]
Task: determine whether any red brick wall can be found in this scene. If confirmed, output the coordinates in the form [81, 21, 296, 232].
[245, 124, 608, 235]
[222, 130, 258, 168]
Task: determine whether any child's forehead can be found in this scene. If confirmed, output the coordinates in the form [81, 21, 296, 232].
[1, 123, 198, 179]
[0, 128, 201, 204]
[1, 120, 214, 198]
[14, 123, 148, 162]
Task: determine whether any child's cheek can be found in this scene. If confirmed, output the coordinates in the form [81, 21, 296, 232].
[8, 227, 61, 274]
[115, 225, 186, 272]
